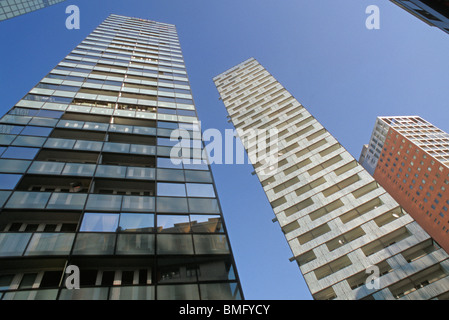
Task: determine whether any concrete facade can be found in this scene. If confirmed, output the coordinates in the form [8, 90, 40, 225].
[214, 58, 449, 300]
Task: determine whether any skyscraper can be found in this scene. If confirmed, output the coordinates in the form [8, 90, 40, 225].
[214, 58, 449, 300]
[360, 116, 449, 254]
[0, 0, 66, 21]
[0, 14, 243, 300]
[390, 0, 449, 34]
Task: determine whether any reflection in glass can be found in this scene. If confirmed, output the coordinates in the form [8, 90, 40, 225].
[196, 258, 236, 281]
[0, 233, 32, 256]
[1, 146, 39, 160]
[122, 196, 155, 212]
[157, 258, 197, 283]
[73, 233, 116, 255]
[116, 234, 155, 255]
[80, 213, 119, 232]
[157, 215, 190, 233]
[188, 198, 220, 214]
[156, 197, 188, 213]
[85, 194, 122, 211]
[46, 193, 87, 210]
[199, 283, 241, 300]
[25, 233, 75, 256]
[119, 213, 154, 232]
[193, 234, 230, 254]
[157, 284, 199, 300]
[157, 182, 186, 197]
[110, 286, 155, 300]
[0, 174, 22, 190]
[190, 215, 223, 233]
[157, 234, 194, 255]
[156, 168, 185, 182]
[186, 183, 215, 198]
[59, 287, 109, 300]
[5, 192, 51, 209]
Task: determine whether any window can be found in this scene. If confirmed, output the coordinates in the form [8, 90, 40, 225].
[157, 215, 190, 233]
[186, 183, 215, 198]
[0, 174, 22, 190]
[1, 147, 39, 160]
[157, 182, 186, 197]
[118, 213, 154, 232]
[80, 213, 119, 232]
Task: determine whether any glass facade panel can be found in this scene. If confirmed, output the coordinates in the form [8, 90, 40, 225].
[157, 215, 190, 233]
[62, 163, 96, 176]
[157, 183, 186, 197]
[80, 213, 120, 232]
[72, 233, 116, 255]
[193, 234, 230, 254]
[85, 194, 123, 211]
[0, 233, 32, 256]
[116, 234, 155, 255]
[25, 233, 75, 256]
[157, 284, 199, 300]
[157, 234, 194, 255]
[46, 193, 88, 210]
[199, 283, 241, 300]
[58, 287, 109, 300]
[0, 174, 22, 190]
[186, 183, 215, 198]
[126, 167, 155, 180]
[3, 289, 59, 300]
[119, 213, 154, 232]
[11, 135, 46, 147]
[28, 161, 64, 175]
[188, 198, 220, 214]
[95, 165, 126, 178]
[190, 215, 223, 233]
[5, 192, 51, 209]
[156, 197, 188, 213]
[1, 147, 39, 160]
[184, 170, 213, 183]
[74, 140, 103, 151]
[121, 196, 155, 212]
[156, 168, 185, 182]
[109, 286, 155, 300]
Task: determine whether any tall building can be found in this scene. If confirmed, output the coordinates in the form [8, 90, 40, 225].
[360, 116, 449, 254]
[0, 14, 243, 300]
[214, 58, 449, 300]
[0, 0, 66, 21]
[390, 0, 449, 34]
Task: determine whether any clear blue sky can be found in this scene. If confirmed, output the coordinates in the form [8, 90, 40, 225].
[1, 0, 449, 300]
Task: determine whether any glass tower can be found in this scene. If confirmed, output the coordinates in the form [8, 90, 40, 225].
[0, 0, 67, 21]
[0, 14, 243, 300]
[214, 58, 449, 300]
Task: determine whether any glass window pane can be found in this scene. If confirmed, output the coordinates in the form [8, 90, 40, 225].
[5, 192, 51, 209]
[197, 258, 236, 281]
[11, 135, 46, 147]
[199, 283, 241, 300]
[121, 195, 155, 212]
[44, 138, 76, 149]
[184, 170, 212, 183]
[58, 287, 109, 300]
[157, 284, 199, 300]
[157, 183, 186, 197]
[0, 124, 24, 135]
[25, 233, 75, 256]
[80, 213, 119, 232]
[21, 126, 53, 137]
[156, 197, 188, 213]
[95, 165, 126, 178]
[130, 144, 156, 155]
[74, 140, 103, 151]
[186, 183, 215, 198]
[188, 198, 220, 214]
[156, 168, 185, 182]
[0, 159, 30, 173]
[28, 161, 64, 175]
[157, 234, 193, 255]
[193, 235, 230, 254]
[62, 163, 96, 176]
[0, 174, 22, 190]
[46, 193, 87, 210]
[1, 147, 39, 160]
[157, 157, 182, 169]
[109, 286, 155, 300]
[0, 233, 32, 256]
[190, 215, 223, 233]
[126, 167, 155, 180]
[103, 142, 130, 153]
[119, 213, 154, 232]
[72, 233, 116, 255]
[0, 135, 16, 145]
[116, 234, 155, 255]
[157, 215, 190, 233]
[85, 194, 123, 211]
